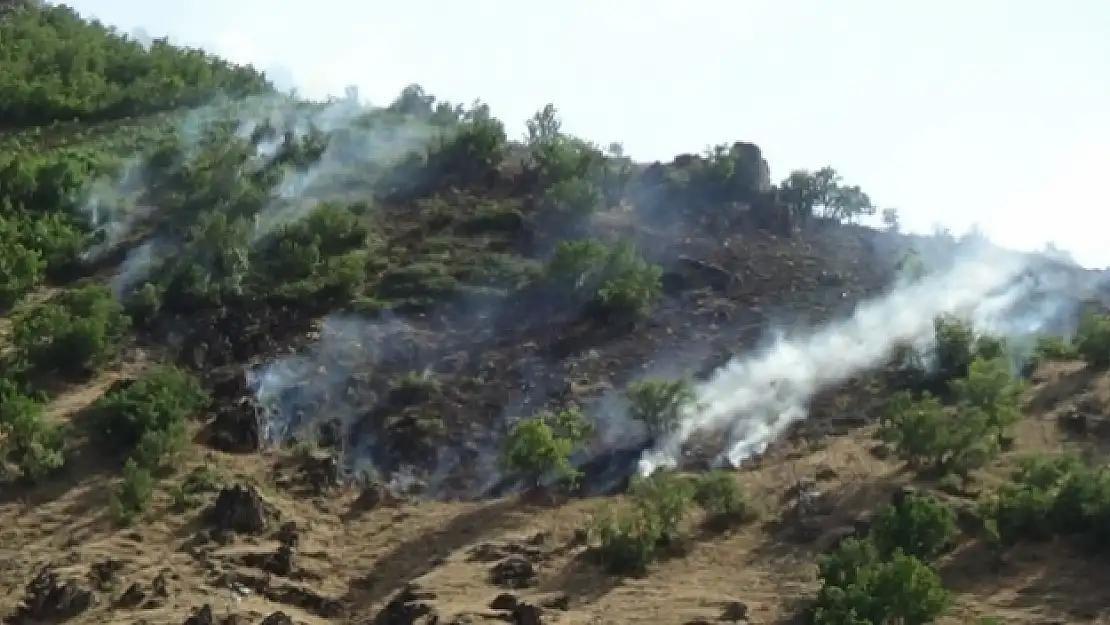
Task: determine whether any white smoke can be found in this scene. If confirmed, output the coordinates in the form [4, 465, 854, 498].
[637, 244, 1035, 475]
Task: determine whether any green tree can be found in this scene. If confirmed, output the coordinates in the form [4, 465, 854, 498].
[778, 167, 876, 225]
[91, 365, 208, 469]
[590, 469, 695, 575]
[812, 538, 950, 625]
[879, 391, 1000, 478]
[501, 407, 593, 489]
[869, 493, 957, 561]
[0, 389, 67, 482]
[624, 378, 698, 439]
[1075, 311, 1110, 368]
[110, 458, 155, 525]
[10, 283, 131, 379]
[692, 470, 757, 530]
[0, 3, 270, 127]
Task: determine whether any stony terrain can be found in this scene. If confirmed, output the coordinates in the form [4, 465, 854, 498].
[4, 3, 1110, 624]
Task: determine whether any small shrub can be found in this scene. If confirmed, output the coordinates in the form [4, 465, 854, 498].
[9, 284, 131, 379]
[590, 470, 695, 575]
[538, 177, 603, 222]
[811, 538, 950, 625]
[933, 315, 977, 382]
[110, 458, 155, 525]
[501, 407, 593, 489]
[879, 391, 999, 478]
[0, 219, 45, 310]
[1075, 311, 1110, 368]
[544, 238, 663, 317]
[950, 356, 1024, 440]
[869, 493, 957, 561]
[91, 364, 208, 469]
[168, 466, 222, 511]
[624, 378, 698, 440]
[0, 390, 67, 482]
[596, 241, 663, 318]
[977, 454, 1110, 547]
[692, 470, 756, 530]
[589, 505, 665, 576]
[627, 469, 695, 543]
[546, 239, 609, 294]
[1031, 334, 1078, 363]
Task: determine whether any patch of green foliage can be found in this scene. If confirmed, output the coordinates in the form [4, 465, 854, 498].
[810, 494, 957, 625]
[501, 407, 594, 489]
[881, 321, 1025, 480]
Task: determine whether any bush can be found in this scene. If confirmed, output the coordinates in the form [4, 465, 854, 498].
[595, 241, 663, 318]
[501, 407, 593, 489]
[0, 217, 46, 310]
[543, 238, 663, 318]
[249, 201, 371, 298]
[110, 458, 155, 525]
[692, 470, 756, 530]
[624, 378, 698, 440]
[890, 316, 1008, 394]
[9, 284, 130, 379]
[869, 493, 957, 561]
[932, 315, 977, 382]
[1031, 334, 1078, 364]
[1075, 311, 1110, 368]
[91, 365, 208, 470]
[538, 177, 603, 223]
[627, 470, 695, 542]
[0, 388, 67, 482]
[879, 391, 1000, 478]
[950, 356, 1024, 441]
[546, 239, 610, 295]
[977, 454, 1110, 548]
[590, 469, 695, 575]
[168, 466, 222, 512]
[811, 538, 950, 625]
[590, 505, 667, 576]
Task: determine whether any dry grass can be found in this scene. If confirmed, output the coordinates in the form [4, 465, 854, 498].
[4, 363, 1110, 625]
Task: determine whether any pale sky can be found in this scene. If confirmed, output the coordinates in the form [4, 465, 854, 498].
[68, 0, 1110, 267]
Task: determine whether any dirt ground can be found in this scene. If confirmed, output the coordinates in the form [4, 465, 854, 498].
[2, 357, 1110, 624]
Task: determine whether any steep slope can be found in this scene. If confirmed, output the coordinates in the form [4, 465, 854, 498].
[3, 4, 1110, 625]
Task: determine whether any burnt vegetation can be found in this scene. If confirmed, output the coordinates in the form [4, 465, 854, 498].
[5, 3, 1110, 624]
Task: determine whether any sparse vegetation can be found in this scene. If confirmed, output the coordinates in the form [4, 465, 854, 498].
[0, 3, 1105, 623]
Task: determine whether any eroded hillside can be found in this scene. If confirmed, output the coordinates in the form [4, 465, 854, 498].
[4, 4, 1110, 625]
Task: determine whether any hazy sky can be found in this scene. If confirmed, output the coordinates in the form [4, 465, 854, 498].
[68, 0, 1110, 266]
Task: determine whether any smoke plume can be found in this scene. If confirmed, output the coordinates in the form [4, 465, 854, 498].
[637, 243, 1035, 475]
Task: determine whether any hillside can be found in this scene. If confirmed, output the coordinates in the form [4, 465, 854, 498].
[5, 4, 1110, 625]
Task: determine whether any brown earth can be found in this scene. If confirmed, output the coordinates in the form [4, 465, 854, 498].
[4, 203, 1110, 624]
[3, 357, 1110, 624]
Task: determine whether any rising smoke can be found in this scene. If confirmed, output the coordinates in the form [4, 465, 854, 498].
[637, 242, 1037, 476]
[80, 91, 450, 297]
[80, 90, 1096, 497]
